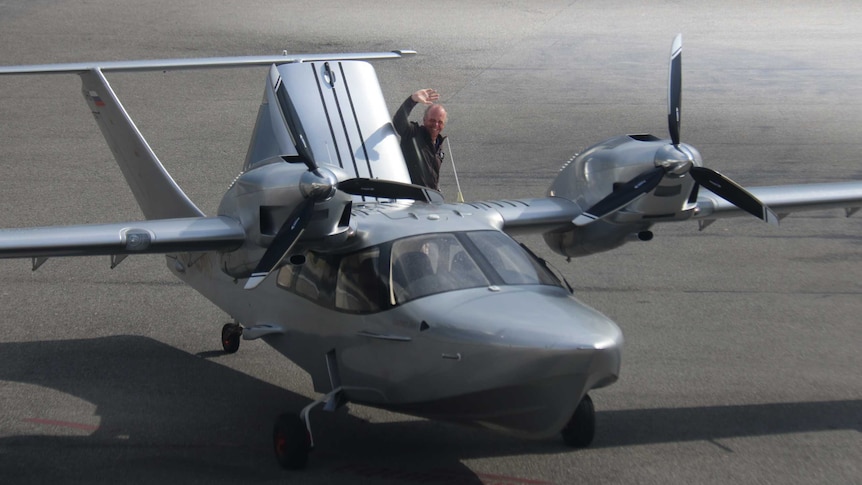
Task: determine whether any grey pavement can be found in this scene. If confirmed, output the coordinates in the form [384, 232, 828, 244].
[0, 1, 859, 483]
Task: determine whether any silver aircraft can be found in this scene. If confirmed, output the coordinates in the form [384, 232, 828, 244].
[0, 35, 860, 469]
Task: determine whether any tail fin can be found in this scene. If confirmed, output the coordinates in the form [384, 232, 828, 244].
[79, 69, 203, 220]
[243, 61, 411, 184]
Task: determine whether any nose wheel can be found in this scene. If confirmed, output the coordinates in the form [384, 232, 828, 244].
[561, 394, 595, 448]
[273, 413, 311, 470]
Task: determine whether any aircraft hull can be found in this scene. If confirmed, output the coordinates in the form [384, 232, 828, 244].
[174, 257, 622, 440]
[368, 344, 620, 439]
[336, 286, 622, 439]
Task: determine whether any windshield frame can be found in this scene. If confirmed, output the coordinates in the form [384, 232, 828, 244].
[277, 229, 565, 312]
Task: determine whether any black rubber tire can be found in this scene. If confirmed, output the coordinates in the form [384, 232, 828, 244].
[273, 413, 311, 470]
[561, 394, 595, 448]
[221, 323, 241, 354]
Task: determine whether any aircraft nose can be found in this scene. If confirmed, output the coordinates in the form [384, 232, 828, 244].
[438, 287, 623, 378]
[445, 287, 621, 348]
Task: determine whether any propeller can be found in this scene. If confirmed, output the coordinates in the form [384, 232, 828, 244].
[244, 163, 442, 290]
[244, 85, 444, 289]
[689, 167, 779, 223]
[668, 34, 682, 146]
[338, 177, 443, 203]
[244, 197, 315, 289]
[573, 167, 665, 226]
[574, 34, 778, 227]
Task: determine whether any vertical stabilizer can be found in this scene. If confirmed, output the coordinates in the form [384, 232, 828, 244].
[244, 61, 410, 183]
[79, 68, 203, 220]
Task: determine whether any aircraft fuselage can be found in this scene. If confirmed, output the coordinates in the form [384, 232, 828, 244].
[169, 200, 622, 439]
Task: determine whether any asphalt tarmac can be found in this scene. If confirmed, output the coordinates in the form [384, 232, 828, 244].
[0, 1, 860, 483]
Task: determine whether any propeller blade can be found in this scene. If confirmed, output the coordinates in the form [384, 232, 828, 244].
[278, 84, 319, 173]
[573, 167, 666, 226]
[337, 178, 444, 203]
[244, 199, 315, 290]
[690, 166, 779, 225]
[668, 33, 682, 146]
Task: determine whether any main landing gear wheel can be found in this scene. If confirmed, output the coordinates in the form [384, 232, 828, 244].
[273, 413, 311, 470]
[221, 323, 242, 354]
[561, 394, 595, 448]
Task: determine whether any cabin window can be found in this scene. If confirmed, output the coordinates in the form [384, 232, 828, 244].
[277, 248, 390, 314]
[464, 231, 561, 287]
[276, 251, 337, 306]
[277, 230, 563, 309]
[335, 247, 386, 313]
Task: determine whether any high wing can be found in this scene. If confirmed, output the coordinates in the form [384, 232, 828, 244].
[481, 34, 862, 257]
[0, 217, 245, 269]
[695, 182, 862, 221]
[462, 180, 862, 260]
[488, 183, 862, 236]
[0, 51, 414, 268]
[0, 51, 415, 75]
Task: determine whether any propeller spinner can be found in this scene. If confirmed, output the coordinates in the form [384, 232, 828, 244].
[574, 34, 778, 227]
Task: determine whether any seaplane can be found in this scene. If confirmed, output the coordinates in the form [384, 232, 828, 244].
[0, 35, 859, 469]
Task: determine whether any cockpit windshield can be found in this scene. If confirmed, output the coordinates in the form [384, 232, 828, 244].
[277, 230, 564, 313]
[390, 231, 562, 303]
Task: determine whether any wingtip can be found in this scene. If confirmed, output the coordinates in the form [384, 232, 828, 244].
[765, 208, 780, 226]
[671, 33, 682, 56]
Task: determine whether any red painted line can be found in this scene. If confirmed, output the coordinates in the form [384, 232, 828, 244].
[23, 418, 100, 432]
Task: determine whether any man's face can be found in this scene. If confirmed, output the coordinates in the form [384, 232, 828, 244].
[423, 105, 447, 140]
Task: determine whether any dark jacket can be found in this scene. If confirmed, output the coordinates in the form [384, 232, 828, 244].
[392, 96, 446, 190]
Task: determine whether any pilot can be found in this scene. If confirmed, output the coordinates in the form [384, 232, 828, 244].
[392, 88, 447, 190]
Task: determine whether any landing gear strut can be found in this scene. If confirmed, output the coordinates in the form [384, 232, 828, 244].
[561, 394, 595, 448]
[221, 322, 242, 353]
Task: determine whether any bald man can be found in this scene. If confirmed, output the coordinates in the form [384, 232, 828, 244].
[392, 88, 448, 190]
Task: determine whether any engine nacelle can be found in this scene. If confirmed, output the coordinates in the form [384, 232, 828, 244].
[543, 134, 701, 258]
[217, 159, 353, 278]
[543, 220, 652, 258]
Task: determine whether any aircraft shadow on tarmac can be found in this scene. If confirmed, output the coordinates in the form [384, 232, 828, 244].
[0, 336, 859, 484]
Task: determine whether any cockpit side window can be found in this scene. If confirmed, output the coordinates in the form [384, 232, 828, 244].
[277, 251, 337, 306]
[464, 231, 562, 287]
[277, 249, 392, 314]
[276, 230, 563, 309]
[335, 247, 387, 313]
